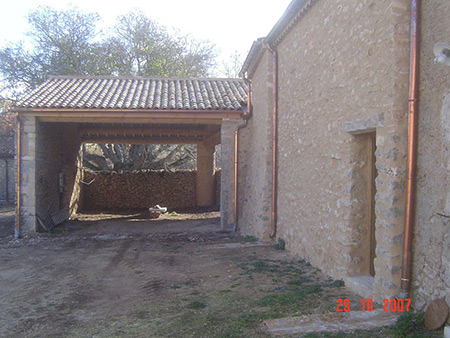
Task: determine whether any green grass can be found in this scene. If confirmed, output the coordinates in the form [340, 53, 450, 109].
[186, 299, 207, 309]
[256, 284, 322, 313]
[243, 235, 258, 242]
[274, 238, 286, 250]
[67, 251, 443, 338]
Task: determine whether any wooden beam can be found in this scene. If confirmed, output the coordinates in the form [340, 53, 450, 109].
[38, 116, 224, 124]
[79, 127, 207, 138]
[81, 137, 201, 145]
[20, 110, 242, 120]
[203, 131, 221, 146]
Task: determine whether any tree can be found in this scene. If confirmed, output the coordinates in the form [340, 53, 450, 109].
[0, 7, 102, 97]
[0, 6, 219, 171]
[220, 51, 245, 78]
[0, 98, 15, 136]
[0, 7, 217, 97]
[82, 144, 197, 172]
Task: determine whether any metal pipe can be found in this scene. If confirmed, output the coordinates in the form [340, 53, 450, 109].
[266, 43, 279, 240]
[400, 0, 420, 299]
[5, 159, 9, 203]
[233, 80, 252, 231]
[15, 116, 21, 239]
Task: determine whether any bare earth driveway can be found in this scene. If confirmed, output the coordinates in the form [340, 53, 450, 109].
[0, 208, 431, 338]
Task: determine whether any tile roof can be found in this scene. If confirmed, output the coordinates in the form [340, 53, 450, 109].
[16, 76, 248, 111]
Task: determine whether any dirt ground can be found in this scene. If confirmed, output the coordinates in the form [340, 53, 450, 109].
[1, 208, 425, 338]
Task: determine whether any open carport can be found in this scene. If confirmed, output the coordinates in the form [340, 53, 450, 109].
[13, 76, 248, 237]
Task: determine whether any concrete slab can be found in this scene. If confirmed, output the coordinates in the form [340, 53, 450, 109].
[444, 326, 450, 338]
[264, 309, 399, 335]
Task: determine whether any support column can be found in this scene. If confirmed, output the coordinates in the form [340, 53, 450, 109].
[196, 142, 215, 207]
[220, 119, 240, 228]
[19, 116, 37, 234]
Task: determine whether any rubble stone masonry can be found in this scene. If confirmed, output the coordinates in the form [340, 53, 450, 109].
[240, 0, 413, 303]
[412, 1, 450, 310]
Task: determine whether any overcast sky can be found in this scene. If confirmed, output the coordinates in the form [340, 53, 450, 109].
[0, 0, 292, 71]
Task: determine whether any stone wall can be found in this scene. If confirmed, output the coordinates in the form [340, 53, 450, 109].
[241, 0, 411, 302]
[81, 170, 221, 211]
[237, 51, 274, 239]
[18, 116, 37, 234]
[411, 2, 450, 310]
[35, 122, 80, 219]
[0, 157, 15, 204]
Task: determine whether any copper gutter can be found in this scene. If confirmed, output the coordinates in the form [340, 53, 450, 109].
[15, 116, 21, 239]
[400, 0, 420, 298]
[266, 43, 279, 239]
[233, 80, 251, 231]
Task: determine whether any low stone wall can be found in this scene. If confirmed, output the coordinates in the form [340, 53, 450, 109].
[81, 170, 220, 211]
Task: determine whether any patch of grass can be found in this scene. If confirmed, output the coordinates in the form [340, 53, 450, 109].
[243, 235, 258, 242]
[274, 238, 286, 250]
[390, 311, 428, 338]
[287, 277, 312, 286]
[236, 257, 306, 283]
[186, 299, 207, 309]
[256, 285, 322, 312]
[329, 279, 345, 288]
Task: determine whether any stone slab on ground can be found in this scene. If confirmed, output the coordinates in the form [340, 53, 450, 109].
[264, 309, 399, 335]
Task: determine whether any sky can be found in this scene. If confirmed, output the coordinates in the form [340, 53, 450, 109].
[0, 0, 292, 74]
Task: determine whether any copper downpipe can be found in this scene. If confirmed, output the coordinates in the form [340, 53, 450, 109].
[266, 43, 278, 240]
[15, 116, 22, 239]
[400, 0, 420, 298]
[233, 80, 251, 231]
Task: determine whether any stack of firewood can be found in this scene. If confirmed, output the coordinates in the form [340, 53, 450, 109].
[81, 170, 199, 210]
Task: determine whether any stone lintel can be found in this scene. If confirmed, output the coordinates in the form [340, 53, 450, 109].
[342, 113, 384, 135]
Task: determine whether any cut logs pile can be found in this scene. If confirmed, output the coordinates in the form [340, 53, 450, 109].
[81, 169, 220, 211]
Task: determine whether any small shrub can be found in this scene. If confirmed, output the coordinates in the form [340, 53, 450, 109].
[331, 279, 345, 287]
[391, 311, 425, 338]
[274, 238, 286, 250]
[243, 235, 258, 242]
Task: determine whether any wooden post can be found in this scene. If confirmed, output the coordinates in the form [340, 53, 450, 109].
[196, 143, 215, 207]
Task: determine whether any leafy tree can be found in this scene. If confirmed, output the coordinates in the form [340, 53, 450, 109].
[0, 6, 217, 97]
[0, 6, 220, 171]
[0, 98, 15, 136]
[0, 7, 102, 96]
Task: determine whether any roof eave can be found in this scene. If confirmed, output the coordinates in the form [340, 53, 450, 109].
[240, 0, 317, 79]
[15, 108, 244, 123]
[239, 38, 265, 78]
[265, 0, 313, 46]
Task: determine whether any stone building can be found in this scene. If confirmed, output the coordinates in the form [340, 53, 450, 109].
[14, 76, 247, 236]
[13, 0, 450, 314]
[235, 0, 450, 309]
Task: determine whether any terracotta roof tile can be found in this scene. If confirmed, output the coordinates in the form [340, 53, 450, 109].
[16, 76, 248, 112]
